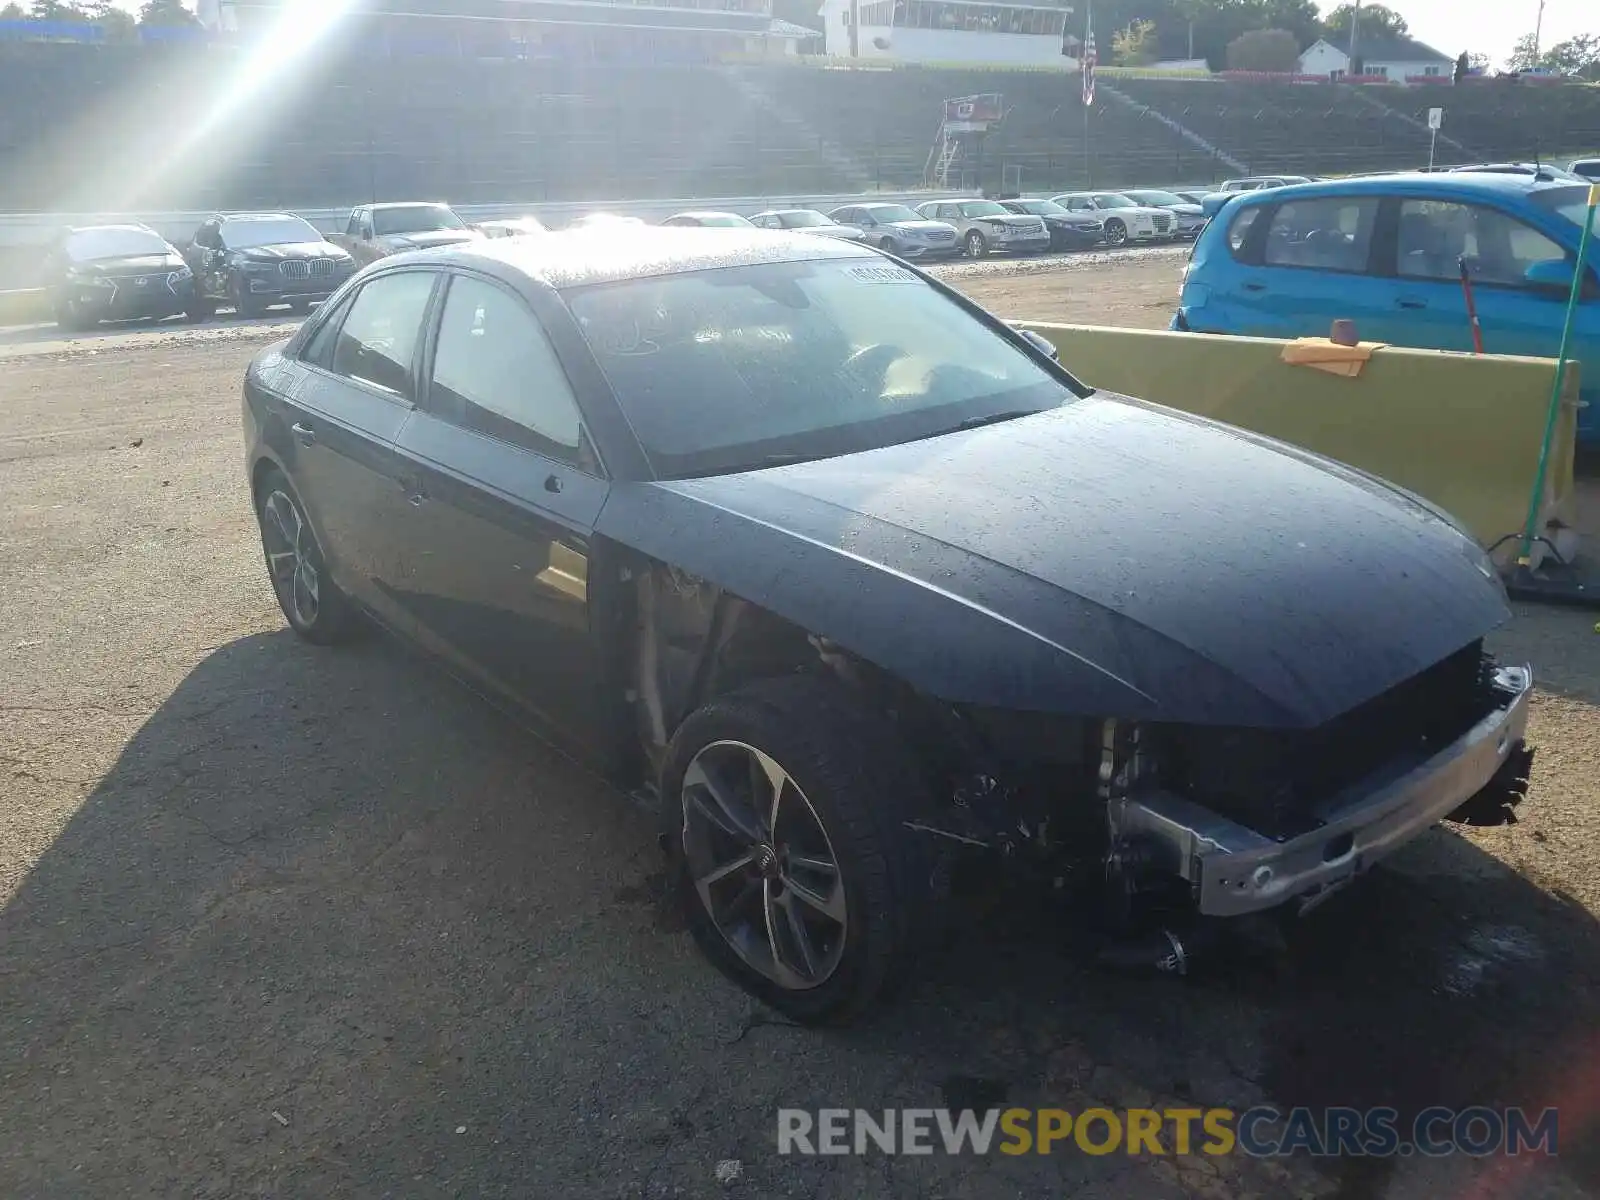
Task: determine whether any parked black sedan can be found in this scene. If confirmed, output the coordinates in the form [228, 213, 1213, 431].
[997, 198, 1105, 249]
[243, 231, 1532, 1024]
[184, 212, 355, 317]
[46, 224, 201, 330]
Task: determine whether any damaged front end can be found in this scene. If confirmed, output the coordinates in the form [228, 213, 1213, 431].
[905, 642, 1534, 972]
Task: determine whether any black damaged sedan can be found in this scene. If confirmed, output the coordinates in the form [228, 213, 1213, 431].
[47, 224, 201, 330]
[242, 230, 1532, 1023]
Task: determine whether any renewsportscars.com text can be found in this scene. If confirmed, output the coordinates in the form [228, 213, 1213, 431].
[776, 1106, 1559, 1158]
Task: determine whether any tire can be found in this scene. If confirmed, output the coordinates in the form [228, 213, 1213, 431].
[965, 229, 989, 258]
[662, 675, 942, 1026]
[185, 302, 211, 323]
[876, 235, 898, 254]
[231, 277, 264, 319]
[255, 469, 357, 645]
[1104, 219, 1128, 247]
[289, 299, 312, 315]
[55, 296, 94, 332]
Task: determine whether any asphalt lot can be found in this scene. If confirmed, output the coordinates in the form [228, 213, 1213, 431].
[3, 252, 1600, 1198]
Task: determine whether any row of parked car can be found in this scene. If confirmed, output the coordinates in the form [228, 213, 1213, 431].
[40, 188, 1217, 330]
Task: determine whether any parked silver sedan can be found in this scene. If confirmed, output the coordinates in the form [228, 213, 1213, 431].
[915, 199, 1052, 258]
[749, 209, 867, 241]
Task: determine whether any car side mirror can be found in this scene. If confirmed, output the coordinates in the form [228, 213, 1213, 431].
[1524, 259, 1577, 293]
[1013, 327, 1060, 361]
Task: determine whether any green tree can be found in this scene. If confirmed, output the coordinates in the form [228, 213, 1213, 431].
[1543, 33, 1600, 81]
[96, 4, 136, 40]
[1507, 30, 1599, 76]
[29, 0, 90, 18]
[1321, 2, 1408, 42]
[1112, 17, 1159, 65]
[1, 1, 27, 16]
[138, 0, 197, 25]
[1226, 26, 1300, 71]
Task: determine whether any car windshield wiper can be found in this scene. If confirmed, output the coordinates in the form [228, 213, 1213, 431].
[926, 410, 1040, 438]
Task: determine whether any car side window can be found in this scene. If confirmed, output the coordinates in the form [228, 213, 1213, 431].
[429, 275, 588, 467]
[300, 292, 354, 370]
[1396, 200, 1568, 288]
[1226, 206, 1264, 257]
[324, 271, 435, 399]
[1262, 197, 1379, 273]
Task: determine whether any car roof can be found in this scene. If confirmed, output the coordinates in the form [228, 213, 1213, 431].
[751, 208, 823, 216]
[1226, 171, 1577, 205]
[65, 222, 156, 234]
[669, 211, 746, 219]
[218, 211, 303, 222]
[421, 226, 877, 289]
[365, 201, 453, 210]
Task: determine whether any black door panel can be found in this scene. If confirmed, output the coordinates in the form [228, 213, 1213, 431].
[274, 365, 415, 621]
[390, 411, 608, 748]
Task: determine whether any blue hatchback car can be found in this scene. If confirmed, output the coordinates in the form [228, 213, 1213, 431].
[1173, 173, 1599, 444]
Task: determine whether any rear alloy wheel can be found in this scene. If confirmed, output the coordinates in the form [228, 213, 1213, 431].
[663, 676, 943, 1025]
[1104, 219, 1128, 247]
[965, 229, 989, 258]
[256, 471, 356, 644]
[876, 234, 898, 254]
[289, 299, 312, 315]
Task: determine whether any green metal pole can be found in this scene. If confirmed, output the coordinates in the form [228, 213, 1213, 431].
[1517, 183, 1598, 568]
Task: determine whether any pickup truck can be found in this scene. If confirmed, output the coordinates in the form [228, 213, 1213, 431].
[329, 202, 484, 268]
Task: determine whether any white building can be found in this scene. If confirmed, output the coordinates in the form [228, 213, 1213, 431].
[1298, 34, 1452, 82]
[818, 0, 1080, 68]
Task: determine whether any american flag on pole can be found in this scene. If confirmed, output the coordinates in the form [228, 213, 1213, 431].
[1081, 16, 1097, 107]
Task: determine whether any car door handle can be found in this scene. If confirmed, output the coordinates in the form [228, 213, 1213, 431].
[544, 474, 563, 495]
[1396, 299, 1427, 310]
[398, 476, 429, 506]
[290, 421, 316, 446]
[1242, 282, 1267, 292]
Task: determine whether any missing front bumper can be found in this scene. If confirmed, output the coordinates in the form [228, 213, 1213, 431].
[1116, 666, 1533, 918]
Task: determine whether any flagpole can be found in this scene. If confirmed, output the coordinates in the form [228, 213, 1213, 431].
[1081, 0, 1093, 188]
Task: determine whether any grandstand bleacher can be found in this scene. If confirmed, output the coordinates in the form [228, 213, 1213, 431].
[3, 40, 1600, 217]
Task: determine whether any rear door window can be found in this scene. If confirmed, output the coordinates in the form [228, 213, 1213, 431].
[1262, 196, 1379, 273]
[1396, 199, 1568, 288]
[324, 271, 436, 399]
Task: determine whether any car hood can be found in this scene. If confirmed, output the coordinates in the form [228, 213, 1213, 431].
[232, 240, 348, 260]
[806, 225, 867, 239]
[597, 396, 1507, 729]
[71, 253, 183, 275]
[380, 229, 480, 248]
[886, 219, 956, 234]
[1163, 203, 1205, 216]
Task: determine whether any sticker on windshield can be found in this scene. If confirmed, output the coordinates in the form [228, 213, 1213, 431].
[845, 264, 919, 285]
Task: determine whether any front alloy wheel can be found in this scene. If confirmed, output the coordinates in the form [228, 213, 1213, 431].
[965, 229, 989, 258]
[682, 740, 849, 991]
[1104, 219, 1128, 247]
[664, 676, 944, 1025]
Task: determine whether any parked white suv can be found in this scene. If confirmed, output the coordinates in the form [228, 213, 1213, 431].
[1051, 192, 1175, 246]
[914, 199, 1052, 257]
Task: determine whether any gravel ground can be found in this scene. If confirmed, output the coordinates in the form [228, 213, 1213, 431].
[3, 258, 1600, 1199]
